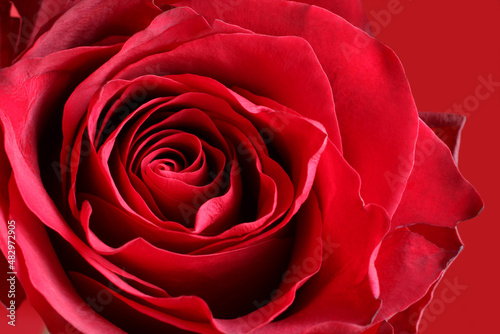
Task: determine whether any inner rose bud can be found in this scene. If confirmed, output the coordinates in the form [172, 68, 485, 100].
[50, 73, 328, 319]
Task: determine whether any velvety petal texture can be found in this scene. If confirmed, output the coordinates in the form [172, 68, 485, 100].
[0, 1, 482, 333]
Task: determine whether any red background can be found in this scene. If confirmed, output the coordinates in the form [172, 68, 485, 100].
[2, 0, 499, 333]
[361, 0, 500, 332]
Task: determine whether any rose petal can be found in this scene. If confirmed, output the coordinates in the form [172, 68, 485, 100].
[386, 280, 439, 334]
[5, 177, 123, 333]
[3, 116, 219, 333]
[215, 191, 323, 333]
[113, 32, 340, 151]
[419, 111, 466, 163]
[391, 121, 483, 232]
[1, 112, 177, 303]
[165, 0, 419, 217]
[250, 141, 389, 332]
[60, 6, 248, 167]
[373, 227, 461, 323]
[69, 272, 218, 334]
[87, 225, 293, 319]
[21, 0, 160, 59]
[0, 43, 120, 156]
[0, 1, 19, 68]
[287, 0, 369, 29]
[6, 0, 66, 58]
[303, 321, 368, 334]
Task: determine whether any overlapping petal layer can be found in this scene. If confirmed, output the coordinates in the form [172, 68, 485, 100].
[0, 1, 482, 334]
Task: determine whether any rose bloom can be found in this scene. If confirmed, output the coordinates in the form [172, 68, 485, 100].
[0, 1, 482, 333]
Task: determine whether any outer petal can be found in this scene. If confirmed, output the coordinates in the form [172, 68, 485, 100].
[1, 177, 124, 334]
[0, 123, 10, 221]
[5, 0, 66, 61]
[362, 321, 394, 334]
[303, 321, 367, 334]
[0, 0, 19, 68]
[287, 0, 369, 29]
[167, 0, 419, 217]
[391, 121, 483, 232]
[0, 125, 25, 307]
[373, 226, 462, 324]
[419, 111, 466, 163]
[252, 141, 389, 333]
[110, 32, 341, 150]
[0, 44, 121, 152]
[160, 0, 369, 30]
[386, 280, 439, 334]
[68, 272, 219, 334]
[21, 0, 161, 59]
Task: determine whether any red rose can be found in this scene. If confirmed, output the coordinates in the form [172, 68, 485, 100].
[0, 0, 482, 333]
